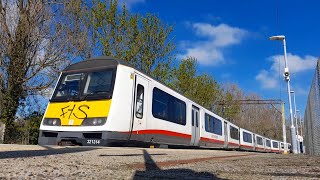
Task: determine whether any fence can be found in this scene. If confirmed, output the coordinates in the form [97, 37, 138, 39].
[304, 60, 320, 155]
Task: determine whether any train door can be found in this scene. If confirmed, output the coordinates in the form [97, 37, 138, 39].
[253, 134, 256, 150]
[224, 122, 228, 148]
[190, 106, 200, 146]
[129, 74, 149, 140]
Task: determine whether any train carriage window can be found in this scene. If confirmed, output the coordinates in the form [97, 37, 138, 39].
[266, 139, 271, 147]
[173, 99, 186, 125]
[205, 114, 211, 131]
[205, 113, 222, 135]
[230, 126, 239, 140]
[152, 88, 186, 125]
[257, 136, 263, 145]
[152, 88, 169, 120]
[212, 117, 222, 135]
[272, 141, 279, 148]
[243, 131, 252, 143]
[135, 84, 144, 119]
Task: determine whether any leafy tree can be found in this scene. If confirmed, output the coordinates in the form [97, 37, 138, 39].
[24, 112, 43, 145]
[171, 57, 222, 110]
[170, 57, 197, 96]
[62, 0, 175, 83]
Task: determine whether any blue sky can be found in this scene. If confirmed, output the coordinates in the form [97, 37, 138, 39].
[120, 0, 319, 118]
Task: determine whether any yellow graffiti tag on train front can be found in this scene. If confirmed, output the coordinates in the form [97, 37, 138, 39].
[44, 100, 112, 126]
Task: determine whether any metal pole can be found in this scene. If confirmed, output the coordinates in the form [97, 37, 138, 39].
[281, 102, 288, 153]
[283, 38, 298, 154]
[299, 114, 303, 138]
[291, 92, 300, 154]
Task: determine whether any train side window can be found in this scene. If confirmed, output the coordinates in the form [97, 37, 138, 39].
[272, 141, 279, 148]
[230, 126, 239, 140]
[152, 88, 186, 125]
[135, 84, 144, 119]
[204, 113, 222, 135]
[257, 136, 263, 145]
[266, 140, 271, 147]
[205, 114, 211, 131]
[173, 99, 186, 125]
[212, 117, 222, 135]
[243, 131, 252, 143]
[152, 88, 169, 120]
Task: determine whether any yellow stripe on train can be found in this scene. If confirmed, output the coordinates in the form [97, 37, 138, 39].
[44, 100, 112, 126]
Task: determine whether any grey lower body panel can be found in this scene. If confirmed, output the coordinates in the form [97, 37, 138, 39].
[38, 130, 192, 147]
[198, 141, 225, 149]
[227, 145, 240, 149]
[38, 130, 128, 146]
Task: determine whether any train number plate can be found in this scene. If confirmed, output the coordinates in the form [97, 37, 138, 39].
[86, 139, 101, 145]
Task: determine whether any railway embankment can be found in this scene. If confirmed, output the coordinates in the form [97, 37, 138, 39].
[0, 144, 319, 179]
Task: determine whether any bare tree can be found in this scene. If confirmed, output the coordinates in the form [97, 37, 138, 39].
[0, 0, 73, 143]
[218, 83, 283, 140]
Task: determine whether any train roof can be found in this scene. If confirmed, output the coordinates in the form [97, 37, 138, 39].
[63, 56, 133, 72]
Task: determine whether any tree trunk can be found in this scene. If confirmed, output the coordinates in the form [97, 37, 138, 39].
[0, 123, 5, 143]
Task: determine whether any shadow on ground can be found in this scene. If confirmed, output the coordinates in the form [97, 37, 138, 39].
[132, 150, 226, 180]
[0, 146, 97, 159]
[99, 153, 167, 157]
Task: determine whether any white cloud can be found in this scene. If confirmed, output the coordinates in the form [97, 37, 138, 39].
[181, 44, 224, 65]
[118, 0, 145, 9]
[193, 23, 247, 47]
[269, 53, 317, 74]
[255, 70, 278, 89]
[179, 23, 247, 66]
[256, 53, 317, 89]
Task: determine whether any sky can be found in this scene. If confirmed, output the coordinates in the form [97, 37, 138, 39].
[120, 0, 320, 118]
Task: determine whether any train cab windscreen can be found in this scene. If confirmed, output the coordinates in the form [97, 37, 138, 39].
[51, 69, 115, 101]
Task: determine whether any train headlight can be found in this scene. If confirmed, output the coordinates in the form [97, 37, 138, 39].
[81, 118, 107, 126]
[43, 118, 61, 126]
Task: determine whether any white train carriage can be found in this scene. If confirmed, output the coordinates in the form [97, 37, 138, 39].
[264, 138, 272, 152]
[199, 110, 225, 148]
[239, 128, 254, 151]
[254, 134, 265, 152]
[38, 56, 227, 147]
[271, 140, 280, 153]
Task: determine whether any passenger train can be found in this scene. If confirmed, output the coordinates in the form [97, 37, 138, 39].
[38, 56, 287, 153]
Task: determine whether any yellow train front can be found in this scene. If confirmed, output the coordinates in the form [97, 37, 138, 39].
[38, 56, 139, 146]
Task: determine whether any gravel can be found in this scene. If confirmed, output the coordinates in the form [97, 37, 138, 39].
[0, 144, 319, 179]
